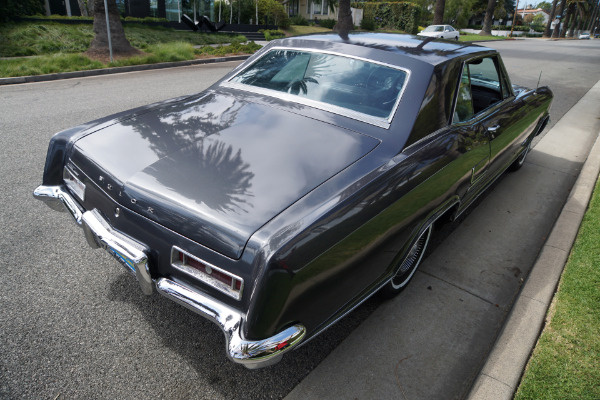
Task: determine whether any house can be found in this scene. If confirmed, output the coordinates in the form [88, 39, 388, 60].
[516, 8, 550, 24]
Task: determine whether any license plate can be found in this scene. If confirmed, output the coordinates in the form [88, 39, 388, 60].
[107, 245, 137, 275]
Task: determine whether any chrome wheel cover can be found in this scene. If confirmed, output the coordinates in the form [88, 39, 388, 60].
[391, 226, 432, 289]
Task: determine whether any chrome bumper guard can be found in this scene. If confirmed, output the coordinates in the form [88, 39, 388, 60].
[34, 184, 306, 368]
[156, 278, 306, 369]
[34, 184, 153, 295]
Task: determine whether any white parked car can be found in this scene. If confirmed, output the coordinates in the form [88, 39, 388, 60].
[578, 32, 590, 39]
[418, 25, 460, 40]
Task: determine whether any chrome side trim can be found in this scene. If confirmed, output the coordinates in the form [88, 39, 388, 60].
[156, 278, 306, 369]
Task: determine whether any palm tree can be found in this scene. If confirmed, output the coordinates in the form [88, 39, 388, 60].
[87, 0, 139, 58]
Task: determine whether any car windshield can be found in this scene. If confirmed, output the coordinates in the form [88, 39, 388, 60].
[228, 49, 408, 120]
[424, 26, 443, 32]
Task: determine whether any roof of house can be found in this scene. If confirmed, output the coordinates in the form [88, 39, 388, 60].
[516, 8, 549, 15]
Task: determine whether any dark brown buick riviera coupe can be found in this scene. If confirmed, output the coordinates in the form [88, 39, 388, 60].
[34, 33, 552, 368]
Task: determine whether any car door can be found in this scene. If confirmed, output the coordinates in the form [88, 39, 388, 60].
[468, 56, 527, 180]
[451, 55, 523, 205]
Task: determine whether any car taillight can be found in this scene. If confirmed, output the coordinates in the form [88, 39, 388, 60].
[171, 246, 244, 300]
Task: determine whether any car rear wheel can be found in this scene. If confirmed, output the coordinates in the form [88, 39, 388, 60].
[380, 225, 432, 298]
[509, 139, 532, 171]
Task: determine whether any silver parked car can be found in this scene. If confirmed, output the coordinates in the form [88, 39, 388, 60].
[418, 25, 460, 40]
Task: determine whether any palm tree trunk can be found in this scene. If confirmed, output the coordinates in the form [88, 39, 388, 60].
[77, 0, 88, 16]
[480, 0, 498, 35]
[587, 0, 599, 30]
[562, 2, 574, 37]
[544, 0, 559, 37]
[574, 5, 584, 34]
[88, 0, 139, 57]
[334, 0, 353, 37]
[552, 0, 567, 37]
[433, 0, 446, 25]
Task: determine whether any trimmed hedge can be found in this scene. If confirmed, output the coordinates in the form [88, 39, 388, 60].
[1, 0, 44, 21]
[351, 2, 420, 34]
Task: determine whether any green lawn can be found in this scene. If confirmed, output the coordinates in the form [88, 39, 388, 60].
[284, 25, 332, 36]
[0, 21, 245, 57]
[0, 21, 258, 78]
[514, 178, 600, 399]
[460, 34, 507, 41]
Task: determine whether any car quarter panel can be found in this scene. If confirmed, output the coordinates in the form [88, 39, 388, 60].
[243, 126, 472, 340]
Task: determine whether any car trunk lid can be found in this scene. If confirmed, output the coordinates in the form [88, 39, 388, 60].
[71, 92, 380, 259]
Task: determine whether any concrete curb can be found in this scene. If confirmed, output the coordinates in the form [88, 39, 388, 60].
[0, 55, 250, 86]
[467, 90, 600, 398]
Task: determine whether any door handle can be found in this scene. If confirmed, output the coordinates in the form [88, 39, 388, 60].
[487, 125, 500, 139]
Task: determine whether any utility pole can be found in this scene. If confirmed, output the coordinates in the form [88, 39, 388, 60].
[511, 0, 520, 36]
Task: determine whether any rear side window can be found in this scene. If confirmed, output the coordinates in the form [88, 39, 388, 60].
[453, 56, 510, 123]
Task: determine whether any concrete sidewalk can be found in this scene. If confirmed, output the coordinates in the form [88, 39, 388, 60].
[285, 81, 600, 400]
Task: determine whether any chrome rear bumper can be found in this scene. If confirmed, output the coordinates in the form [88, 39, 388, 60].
[33, 184, 306, 368]
[156, 278, 305, 369]
[34, 185, 153, 295]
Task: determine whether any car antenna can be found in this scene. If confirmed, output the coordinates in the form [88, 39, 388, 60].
[536, 71, 543, 90]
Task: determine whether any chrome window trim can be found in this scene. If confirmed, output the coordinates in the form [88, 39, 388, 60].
[221, 47, 412, 130]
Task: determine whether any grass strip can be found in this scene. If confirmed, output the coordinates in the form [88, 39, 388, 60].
[0, 21, 246, 57]
[0, 53, 103, 77]
[0, 41, 263, 78]
[514, 178, 600, 400]
[460, 34, 507, 41]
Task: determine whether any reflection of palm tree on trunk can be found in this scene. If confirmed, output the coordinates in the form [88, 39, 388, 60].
[193, 141, 254, 213]
[119, 94, 254, 213]
[121, 94, 243, 158]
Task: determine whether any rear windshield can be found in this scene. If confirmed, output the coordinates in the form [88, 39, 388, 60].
[227, 49, 408, 121]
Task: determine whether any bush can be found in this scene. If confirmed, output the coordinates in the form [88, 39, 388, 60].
[318, 18, 336, 29]
[260, 29, 286, 40]
[361, 18, 376, 31]
[351, 2, 421, 34]
[290, 15, 309, 26]
[0, 0, 44, 21]
[195, 41, 262, 56]
[123, 16, 168, 23]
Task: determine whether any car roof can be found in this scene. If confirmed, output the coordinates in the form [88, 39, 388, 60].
[282, 33, 494, 66]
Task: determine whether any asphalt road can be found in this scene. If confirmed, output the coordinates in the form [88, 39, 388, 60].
[1, 38, 599, 399]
